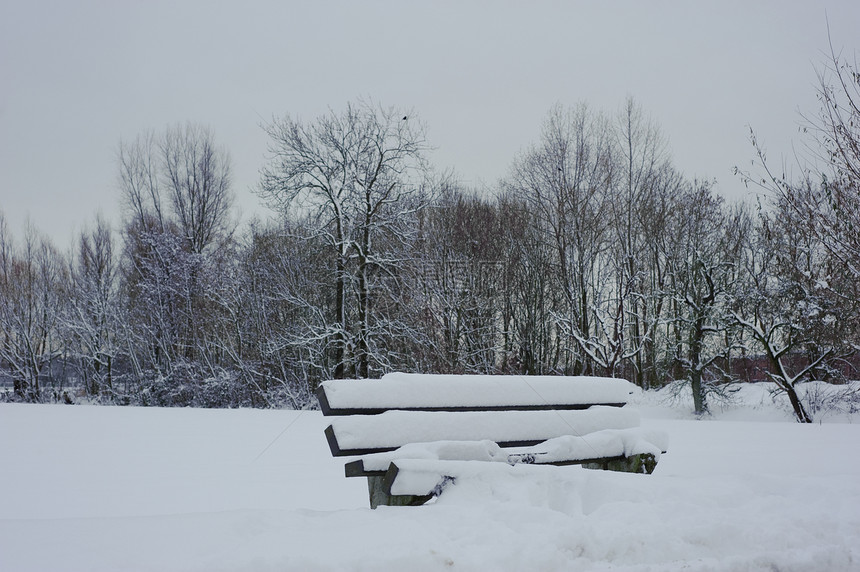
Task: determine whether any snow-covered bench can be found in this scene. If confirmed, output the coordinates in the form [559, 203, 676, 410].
[317, 373, 667, 508]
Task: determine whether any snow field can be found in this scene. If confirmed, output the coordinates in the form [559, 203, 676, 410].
[1, 392, 859, 571]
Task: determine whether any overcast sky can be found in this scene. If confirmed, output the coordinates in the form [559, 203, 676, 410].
[2, 0, 858, 246]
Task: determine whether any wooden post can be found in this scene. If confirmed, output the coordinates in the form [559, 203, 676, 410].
[583, 453, 657, 474]
[366, 476, 432, 509]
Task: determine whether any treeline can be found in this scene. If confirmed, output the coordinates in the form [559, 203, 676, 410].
[2, 58, 859, 421]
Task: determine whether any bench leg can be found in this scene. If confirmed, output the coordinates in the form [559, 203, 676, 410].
[583, 453, 658, 474]
[366, 476, 432, 509]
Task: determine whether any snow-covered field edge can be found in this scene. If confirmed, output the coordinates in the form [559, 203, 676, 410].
[1, 382, 859, 571]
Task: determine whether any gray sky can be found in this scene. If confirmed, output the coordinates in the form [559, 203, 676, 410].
[1, 0, 858, 247]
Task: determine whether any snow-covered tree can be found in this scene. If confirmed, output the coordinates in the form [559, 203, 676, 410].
[736, 39, 860, 421]
[0, 219, 67, 401]
[259, 101, 432, 379]
[667, 182, 747, 414]
[65, 215, 122, 398]
[116, 123, 236, 401]
[504, 103, 612, 375]
[731, 199, 852, 423]
[413, 186, 507, 374]
[609, 98, 680, 388]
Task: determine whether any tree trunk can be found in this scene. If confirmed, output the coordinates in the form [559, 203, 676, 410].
[765, 353, 813, 423]
[334, 256, 346, 379]
[784, 384, 813, 423]
[357, 258, 369, 379]
[690, 317, 708, 415]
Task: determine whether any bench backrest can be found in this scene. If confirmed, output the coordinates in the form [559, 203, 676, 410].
[318, 373, 632, 415]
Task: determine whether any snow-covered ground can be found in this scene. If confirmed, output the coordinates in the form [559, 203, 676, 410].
[1, 383, 859, 571]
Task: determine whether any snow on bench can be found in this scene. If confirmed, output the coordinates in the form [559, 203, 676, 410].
[384, 429, 665, 498]
[326, 407, 641, 456]
[350, 429, 669, 474]
[316, 373, 667, 508]
[318, 373, 632, 415]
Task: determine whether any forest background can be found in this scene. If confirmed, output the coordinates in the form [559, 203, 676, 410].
[2, 40, 860, 424]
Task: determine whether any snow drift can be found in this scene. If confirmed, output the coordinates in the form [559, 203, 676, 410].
[1, 382, 859, 571]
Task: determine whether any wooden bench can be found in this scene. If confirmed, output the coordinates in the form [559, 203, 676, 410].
[317, 373, 667, 508]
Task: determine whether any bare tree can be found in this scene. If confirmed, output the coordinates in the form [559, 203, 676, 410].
[117, 123, 236, 394]
[732, 209, 823, 423]
[736, 33, 860, 420]
[800, 35, 860, 280]
[118, 130, 166, 233]
[235, 220, 336, 404]
[259, 100, 432, 379]
[161, 123, 234, 255]
[414, 186, 507, 374]
[66, 214, 121, 398]
[0, 219, 67, 401]
[667, 182, 747, 414]
[496, 193, 560, 375]
[119, 123, 233, 246]
[504, 103, 612, 375]
[610, 97, 675, 387]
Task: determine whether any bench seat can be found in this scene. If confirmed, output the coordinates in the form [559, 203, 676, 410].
[345, 428, 668, 477]
[383, 455, 648, 500]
